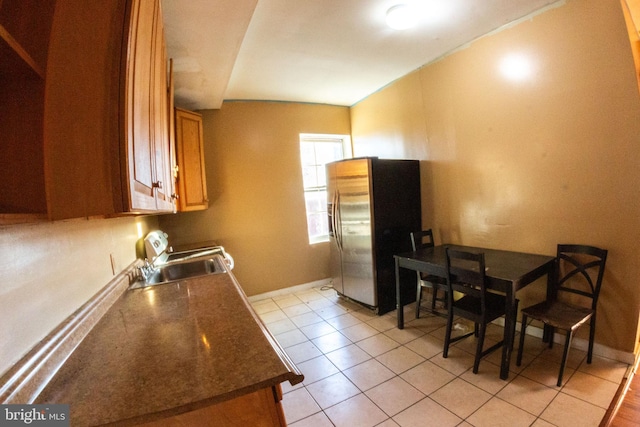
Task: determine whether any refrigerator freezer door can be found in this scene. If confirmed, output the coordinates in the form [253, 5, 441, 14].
[336, 159, 376, 307]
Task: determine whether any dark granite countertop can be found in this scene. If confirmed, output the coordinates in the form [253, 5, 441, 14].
[35, 261, 303, 426]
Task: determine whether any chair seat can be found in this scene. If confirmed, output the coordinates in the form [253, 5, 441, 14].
[521, 301, 594, 331]
[453, 291, 507, 322]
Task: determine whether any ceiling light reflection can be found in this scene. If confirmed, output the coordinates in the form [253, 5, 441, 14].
[383, 2, 453, 31]
[386, 4, 417, 30]
[499, 53, 535, 82]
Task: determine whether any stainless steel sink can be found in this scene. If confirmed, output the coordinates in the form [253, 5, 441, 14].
[132, 232, 234, 290]
[130, 255, 227, 289]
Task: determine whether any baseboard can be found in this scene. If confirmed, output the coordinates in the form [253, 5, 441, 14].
[0, 260, 140, 404]
[247, 279, 332, 303]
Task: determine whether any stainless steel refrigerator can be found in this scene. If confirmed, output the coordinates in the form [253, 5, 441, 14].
[327, 157, 421, 314]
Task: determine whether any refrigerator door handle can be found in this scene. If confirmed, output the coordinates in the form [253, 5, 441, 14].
[336, 190, 343, 251]
[330, 191, 340, 251]
[329, 192, 335, 238]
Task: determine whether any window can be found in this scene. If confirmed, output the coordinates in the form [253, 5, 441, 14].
[300, 134, 352, 244]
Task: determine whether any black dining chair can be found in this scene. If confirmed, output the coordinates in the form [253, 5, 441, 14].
[442, 248, 516, 374]
[516, 244, 608, 387]
[410, 230, 448, 318]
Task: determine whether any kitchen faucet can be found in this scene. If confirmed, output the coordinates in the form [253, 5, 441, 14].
[138, 259, 155, 281]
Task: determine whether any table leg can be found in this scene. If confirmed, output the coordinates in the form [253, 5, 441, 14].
[500, 287, 516, 380]
[395, 257, 404, 329]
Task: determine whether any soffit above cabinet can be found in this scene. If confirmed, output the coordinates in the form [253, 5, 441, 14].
[162, 0, 258, 111]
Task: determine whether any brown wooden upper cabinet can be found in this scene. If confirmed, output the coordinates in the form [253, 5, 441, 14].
[175, 108, 209, 212]
[0, 0, 176, 224]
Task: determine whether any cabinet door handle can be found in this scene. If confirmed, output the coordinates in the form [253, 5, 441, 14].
[152, 181, 163, 189]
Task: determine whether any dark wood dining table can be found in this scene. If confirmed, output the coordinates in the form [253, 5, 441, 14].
[394, 244, 556, 380]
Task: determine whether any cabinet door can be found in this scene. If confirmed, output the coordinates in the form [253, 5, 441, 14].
[125, 0, 173, 213]
[175, 108, 209, 211]
[139, 386, 285, 426]
[125, 0, 157, 211]
[150, 2, 174, 212]
[43, 0, 128, 220]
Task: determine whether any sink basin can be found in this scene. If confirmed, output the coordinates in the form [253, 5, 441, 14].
[157, 257, 225, 281]
[130, 256, 227, 289]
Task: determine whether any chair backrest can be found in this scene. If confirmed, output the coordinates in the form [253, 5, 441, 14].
[410, 229, 435, 252]
[555, 244, 608, 310]
[445, 248, 487, 307]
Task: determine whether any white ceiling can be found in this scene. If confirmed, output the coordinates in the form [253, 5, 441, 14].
[162, 0, 562, 110]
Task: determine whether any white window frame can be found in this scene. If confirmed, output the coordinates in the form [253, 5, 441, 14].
[299, 133, 352, 244]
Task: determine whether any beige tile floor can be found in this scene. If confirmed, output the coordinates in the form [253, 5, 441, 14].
[251, 286, 628, 427]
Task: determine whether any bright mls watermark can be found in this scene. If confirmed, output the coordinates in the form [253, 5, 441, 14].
[1, 405, 69, 426]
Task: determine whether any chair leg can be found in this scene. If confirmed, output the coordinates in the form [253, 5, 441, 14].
[517, 314, 528, 366]
[415, 283, 422, 319]
[548, 327, 555, 349]
[473, 322, 486, 374]
[558, 330, 573, 387]
[431, 285, 439, 310]
[443, 311, 454, 358]
[587, 316, 596, 364]
[511, 300, 519, 351]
